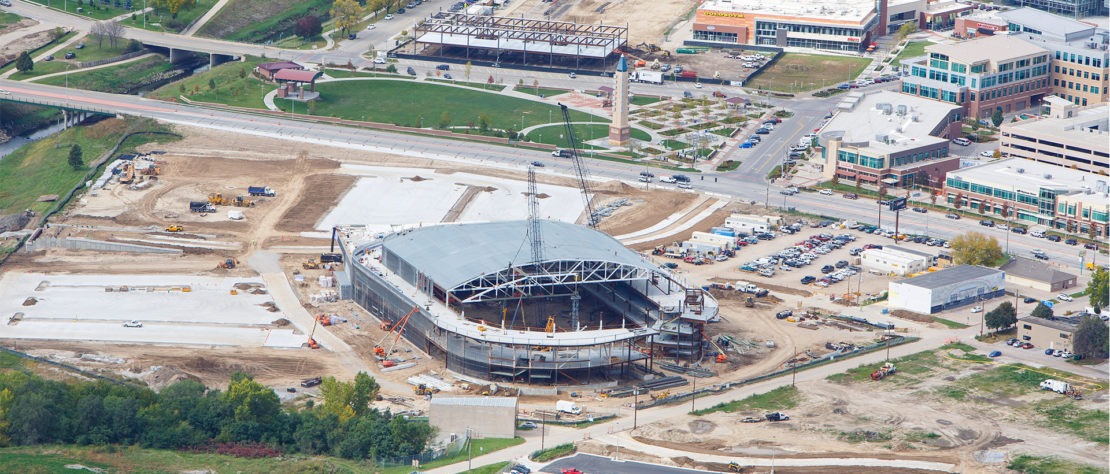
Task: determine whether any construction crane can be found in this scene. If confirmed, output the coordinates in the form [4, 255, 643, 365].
[374, 306, 419, 360]
[558, 103, 597, 228]
[702, 331, 728, 363]
[527, 166, 545, 263]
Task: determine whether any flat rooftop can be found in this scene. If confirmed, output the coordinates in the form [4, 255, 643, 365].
[1000, 7, 1097, 41]
[1002, 104, 1110, 153]
[896, 265, 1001, 290]
[699, 0, 876, 23]
[948, 158, 1101, 191]
[822, 90, 957, 155]
[926, 35, 1047, 67]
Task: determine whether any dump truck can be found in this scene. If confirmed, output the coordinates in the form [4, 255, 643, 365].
[320, 253, 344, 263]
[248, 186, 276, 197]
[300, 377, 322, 388]
[631, 70, 663, 84]
[189, 201, 216, 213]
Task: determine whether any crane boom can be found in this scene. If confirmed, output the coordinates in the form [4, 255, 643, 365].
[558, 103, 598, 228]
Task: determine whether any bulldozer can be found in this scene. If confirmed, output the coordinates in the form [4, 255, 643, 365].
[140, 165, 161, 176]
[208, 193, 227, 206]
[233, 195, 255, 207]
[650, 390, 670, 401]
[303, 258, 320, 270]
[413, 383, 439, 396]
[165, 225, 184, 232]
[217, 258, 239, 269]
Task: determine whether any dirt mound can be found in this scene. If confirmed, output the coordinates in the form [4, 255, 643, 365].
[409, 175, 429, 182]
[260, 302, 280, 312]
[272, 318, 291, 326]
[276, 173, 358, 232]
[889, 309, 932, 323]
[22, 297, 37, 306]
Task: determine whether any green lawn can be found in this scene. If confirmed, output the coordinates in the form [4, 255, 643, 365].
[523, 124, 650, 150]
[37, 55, 174, 94]
[660, 139, 688, 150]
[462, 461, 512, 474]
[149, 56, 270, 109]
[273, 80, 605, 132]
[631, 95, 665, 106]
[893, 41, 934, 68]
[426, 78, 505, 91]
[931, 316, 970, 329]
[0, 445, 374, 474]
[0, 11, 22, 27]
[1008, 455, 1108, 474]
[198, 0, 332, 43]
[746, 53, 872, 92]
[0, 31, 76, 76]
[63, 37, 132, 62]
[9, 60, 69, 80]
[0, 118, 173, 215]
[516, 86, 570, 97]
[692, 386, 800, 415]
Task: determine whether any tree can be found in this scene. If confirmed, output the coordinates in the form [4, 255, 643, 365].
[208, 78, 216, 90]
[438, 110, 451, 129]
[294, 16, 323, 38]
[91, 21, 106, 48]
[1089, 267, 1109, 310]
[15, 52, 32, 73]
[984, 301, 1017, 334]
[1073, 314, 1109, 359]
[991, 107, 1004, 127]
[896, 22, 918, 41]
[477, 113, 490, 132]
[464, 61, 472, 80]
[954, 192, 964, 209]
[949, 232, 1002, 266]
[67, 145, 83, 170]
[930, 192, 938, 206]
[330, 0, 363, 35]
[154, 0, 196, 16]
[1030, 302, 1053, 319]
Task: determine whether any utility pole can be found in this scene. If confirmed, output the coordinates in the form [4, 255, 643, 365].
[791, 347, 797, 387]
[540, 412, 546, 451]
[466, 427, 473, 471]
[690, 377, 696, 412]
[633, 386, 639, 430]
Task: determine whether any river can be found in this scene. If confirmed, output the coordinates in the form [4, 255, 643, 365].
[0, 120, 69, 161]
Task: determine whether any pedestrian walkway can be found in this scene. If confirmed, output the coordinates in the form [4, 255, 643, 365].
[180, 0, 230, 36]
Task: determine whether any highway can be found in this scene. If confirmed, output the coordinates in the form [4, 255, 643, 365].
[0, 78, 1097, 272]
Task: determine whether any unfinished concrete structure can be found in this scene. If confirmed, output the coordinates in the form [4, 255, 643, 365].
[429, 396, 518, 440]
[333, 220, 718, 385]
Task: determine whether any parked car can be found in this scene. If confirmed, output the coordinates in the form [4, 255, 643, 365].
[970, 306, 983, 313]
[945, 213, 961, 220]
[1057, 294, 1073, 302]
[1023, 297, 1037, 303]
[979, 150, 995, 158]
[820, 265, 834, 274]
[64, 51, 76, 59]
[123, 320, 143, 328]
[800, 275, 816, 284]
[820, 189, 834, 195]
[436, 64, 450, 70]
[843, 193, 858, 200]
[518, 422, 537, 430]
[989, 351, 1002, 358]
[1021, 342, 1034, 349]
[384, 13, 394, 19]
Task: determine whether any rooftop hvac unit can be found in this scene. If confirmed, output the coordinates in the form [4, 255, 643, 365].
[896, 104, 908, 116]
[1044, 174, 1052, 179]
[876, 103, 893, 114]
[875, 133, 890, 143]
[1016, 168, 1025, 173]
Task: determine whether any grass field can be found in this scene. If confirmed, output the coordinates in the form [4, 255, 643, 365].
[149, 56, 270, 109]
[0, 31, 76, 76]
[0, 119, 172, 215]
[462, 461, 512, 474]
[198, 0, 332, 43]
[893, 41, 934, 67]
[381, 438, 523, 474]
[693, 386, 800, 415]
[516, 86, 570, 97]
[37, 55, 174, 93]
[0, 11, 22, 27]
[747, 54, 872, 92]
[63, 37, 132, 63]
[23, 0, 216, 32]
[274, 80, 605, 132]
[524, 124, 649, 149]
[1008, 455, 1109, 474]
[631, 95, 666, 106]
[9, 60, 68, 80]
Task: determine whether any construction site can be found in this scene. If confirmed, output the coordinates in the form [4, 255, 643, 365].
[0, 118, 1104, 472]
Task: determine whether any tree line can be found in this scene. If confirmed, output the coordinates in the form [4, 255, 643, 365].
[0, 370, 434, 461]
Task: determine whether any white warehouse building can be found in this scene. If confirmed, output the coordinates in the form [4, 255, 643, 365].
[888, 265, 1005, 314]
[861, 246, 934, 276]
[724, 214, 782, 234]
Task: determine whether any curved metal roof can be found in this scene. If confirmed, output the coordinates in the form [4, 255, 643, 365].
[381, 220, 652, 290]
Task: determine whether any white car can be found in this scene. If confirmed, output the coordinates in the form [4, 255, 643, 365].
[385, 14, 395, 20]
[970, 306, 983, 313]
[980, 150, 995, 158]
[819, 189, 834, 195]
[123, 320, 143, 328]
[1057, 294, 1074, 302]
[694, 83, 702, 88]
[366, 24, 376, 30]
[0, 89, 10, 95]
[677, 182, 693, 189]
[373, 57, 386, 64]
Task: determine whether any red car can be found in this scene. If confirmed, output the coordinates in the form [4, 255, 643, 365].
[562, 469, 583, 474]
[1021, 342, 1034, 349]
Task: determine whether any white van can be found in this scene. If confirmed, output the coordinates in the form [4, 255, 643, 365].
[952, 137, 971, 146]
[1030, 230, 1046, 238]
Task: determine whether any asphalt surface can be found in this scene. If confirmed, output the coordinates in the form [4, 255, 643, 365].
[543, 453, 711, 474]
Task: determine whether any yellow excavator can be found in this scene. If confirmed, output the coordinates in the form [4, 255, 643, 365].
[303, 258, 320, 270]
[208, 193, 227, 206]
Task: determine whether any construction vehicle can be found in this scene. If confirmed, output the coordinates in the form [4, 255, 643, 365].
[744, 297, 755, 308]
[119, 162, 136, 184]
[765, 412, 790, 422]
[728, 462, 746, 472]
[870, 362, 896, 380]
[232, 195, 255, 207]
[303, 258, 320, 270]
[248, 186, 276, 197]
[702, 332, 728, 363]
[373, 306, 420, 361]
[140, 164, 161, 176]
[165, 225, 184, 232]
[189, 201, 216, 213]
[300, 376, 322, 387]
[413, 383, 439, 396]
[315, 314, 332, 327]
[217, 258, 239, 269]
[208, 193, 227, 206]
[650, 390, 670, 401]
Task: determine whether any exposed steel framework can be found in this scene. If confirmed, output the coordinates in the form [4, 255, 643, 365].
[414, 14, 627, 61]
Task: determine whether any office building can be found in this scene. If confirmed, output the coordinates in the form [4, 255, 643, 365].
[1000, 8, 1109, 105]
[693, 0, 881, 51]
[1000, 96, 1109, 174]
[900, 35, 1053, 118]
[818, 90, 963, 188]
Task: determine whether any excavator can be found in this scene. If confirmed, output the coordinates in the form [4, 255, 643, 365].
[217, 257, 239, 269]
[413, 383, 439, 396]
[233, 195, 255, 207]
[119, 162, 136, 184]
[208, 193, 227, 206]
[303, 258, 320, 270]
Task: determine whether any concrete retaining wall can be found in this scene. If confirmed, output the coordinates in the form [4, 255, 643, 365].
[23, 237, 182, 254]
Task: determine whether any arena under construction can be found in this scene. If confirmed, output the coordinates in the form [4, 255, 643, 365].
[332, 220, 719, 385]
